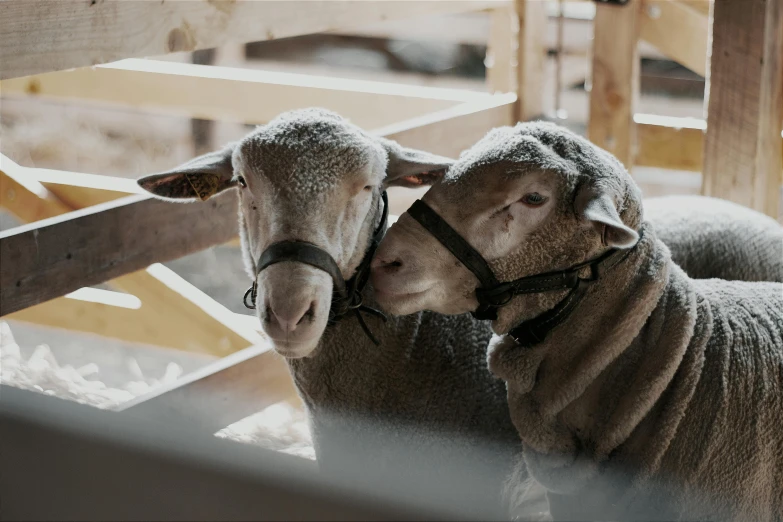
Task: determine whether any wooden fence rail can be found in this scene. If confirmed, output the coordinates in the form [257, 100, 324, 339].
[0, 0, 505, 80]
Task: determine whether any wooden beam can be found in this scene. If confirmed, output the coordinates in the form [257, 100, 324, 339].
[0, 166, 71, 223]
[1, 157, 256, 355]
[333, 6, 668, 61]
[375, 93, 517, 158]
[514, 0, 548, 120]
[635, 115, 706, 172]
[486, 6, 515, 94]
[639, 1, 709, 77]
[0, 1, 504, 80]
[118, 345, 297, 434]
[0, 59, 490, 129]
[34, 171, 142, 208]
[702, 0, 783, 218]
[687, 1, 713, 16]
[4, 260, 255, 358]
[7, 292, 152, 347]
[0, 193, 238, 316]
[588, 0, 642, 169]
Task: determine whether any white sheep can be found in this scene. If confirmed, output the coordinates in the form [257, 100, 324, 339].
[372, 121, 783, 522]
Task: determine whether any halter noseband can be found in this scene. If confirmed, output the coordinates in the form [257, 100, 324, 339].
[406, 199, 631, 347]
[244, 191, 389, 345]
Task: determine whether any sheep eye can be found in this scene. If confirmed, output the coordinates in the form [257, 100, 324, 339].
[363, 185, 373, 192]
[236, 176, 247, 188]
[520, 192, 546, 206]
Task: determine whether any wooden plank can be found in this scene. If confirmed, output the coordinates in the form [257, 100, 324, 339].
[118, 345, 296, 434]
[7, 293, 153, 347]
[514, 0, 549, 120]
[0, 0, 504, 80]
[0, 59, 489, 129]
[1, 157, 255, 355]
[635, 115, 706, 172]
[32, 167, 247, 248]
[486, 6, 515, 94]
[688, 1, 713, 16]
[588, 0, 642, 169]
[334, 6, 668, 61]
[702, 0, 783, 217]
[15, 163, 142, 206]
[375, 93, 517, 158]
[0, 193, 238, 316]
[8, 283, 265, 357]
[639, 1, 708, 77]
[0, 166, 71, 223]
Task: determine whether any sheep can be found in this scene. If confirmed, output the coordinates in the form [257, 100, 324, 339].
[644, 195, 782, 282]
[137, 109, 529, 519]
[371, 121, 783, 522]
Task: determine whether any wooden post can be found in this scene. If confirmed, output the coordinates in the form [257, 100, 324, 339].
[514, 0, 548, 121]
[486, 6, 515, 94]
[702, 0, 783, 218]
[191, 48, 216, 156]
[588, 0, 642, 170]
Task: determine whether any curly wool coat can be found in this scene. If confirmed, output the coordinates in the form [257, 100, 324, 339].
[476, 122, 783, 522]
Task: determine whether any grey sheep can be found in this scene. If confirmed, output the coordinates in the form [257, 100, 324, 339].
[373, 121, 783, 522]
[645, 195, 782, 282]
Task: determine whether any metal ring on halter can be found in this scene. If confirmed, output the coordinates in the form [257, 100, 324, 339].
[243, 283, 257, 310]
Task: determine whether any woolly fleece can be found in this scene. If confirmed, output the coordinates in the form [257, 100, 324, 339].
[448, 122, 783, 521]
[238, 110, 528, 518]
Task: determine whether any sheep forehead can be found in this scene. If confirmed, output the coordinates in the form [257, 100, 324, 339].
[447, 122, 626, 188]
[235, 109, 385, 200]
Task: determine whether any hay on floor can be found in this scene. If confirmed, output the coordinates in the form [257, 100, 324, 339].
[0, 321, 314, 459]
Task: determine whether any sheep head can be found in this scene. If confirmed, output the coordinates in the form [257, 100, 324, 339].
[371, 121, 642, 334]
[138, 108, 452, 358]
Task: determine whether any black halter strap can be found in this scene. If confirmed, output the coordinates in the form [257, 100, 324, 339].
[244, 192, 389, 345]
[406, 199, 631, 347]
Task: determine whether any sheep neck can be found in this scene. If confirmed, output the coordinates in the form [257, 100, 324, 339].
[488, 224, 703, 499]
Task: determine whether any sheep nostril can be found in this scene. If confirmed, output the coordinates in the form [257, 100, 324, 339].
[264, 304, 273, 323]
[298, 301, 316, 325]
[382, 259, 403, 272]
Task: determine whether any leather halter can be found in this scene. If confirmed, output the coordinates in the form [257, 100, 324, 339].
[244, 192, 389, 345]
[406, 199, 631, 347]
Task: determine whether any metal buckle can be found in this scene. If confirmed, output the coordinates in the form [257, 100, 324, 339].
[243, 282, 257, 309]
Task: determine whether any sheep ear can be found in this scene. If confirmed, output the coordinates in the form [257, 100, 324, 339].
[576, 186, 639, 249]
[379, 138, 453, 188]
[137, 144, 237, 202]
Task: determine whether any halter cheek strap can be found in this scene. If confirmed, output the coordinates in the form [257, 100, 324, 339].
[406, 199, 633, 347]
[407, 200, 500, 320]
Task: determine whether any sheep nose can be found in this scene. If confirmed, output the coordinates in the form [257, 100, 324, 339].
[268, 299, 316, 333]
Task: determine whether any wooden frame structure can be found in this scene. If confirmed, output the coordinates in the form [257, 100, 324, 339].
[1, 0, 782, 448]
